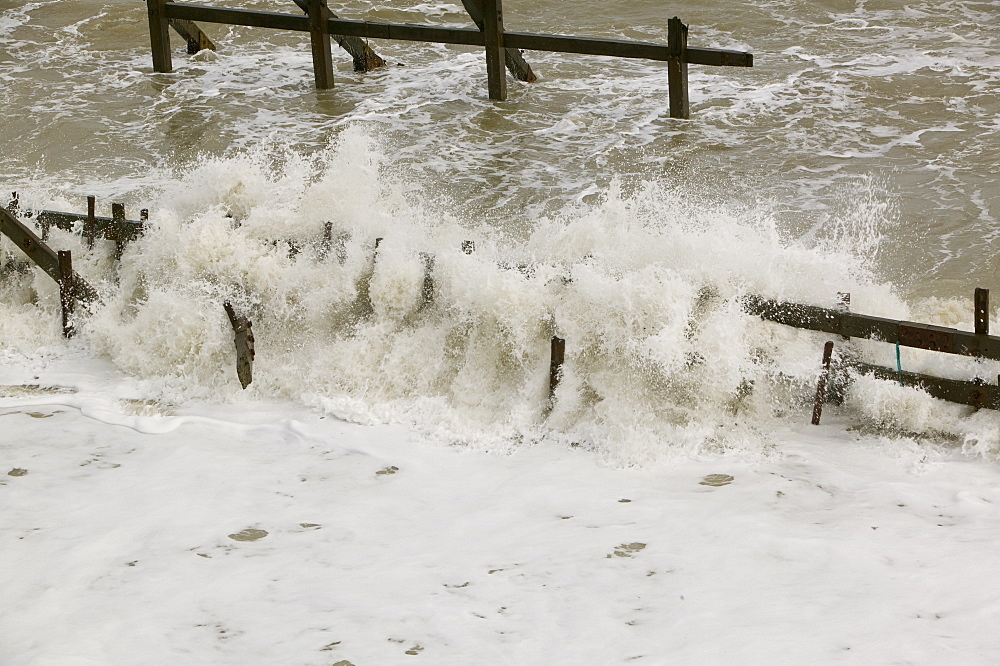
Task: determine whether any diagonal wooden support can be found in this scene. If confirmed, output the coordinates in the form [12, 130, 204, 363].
[0, 207, 98, 303]
[168, 17, 216, 54]
[290, 0, 385, 72]
[461, 0, 536, 82]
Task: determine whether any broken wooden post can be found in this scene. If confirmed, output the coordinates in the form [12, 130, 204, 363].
[461, 0, 536, 82]
[147, 0, 173, 73]
[420, 252, 435, 307]
[547, 335, 565, 412]
[84, 196, 96, 249]
[975, 288, 989, 336]
[462, 240, 475, 255]
[482, 0, 507, 100]
[57, 251, 75, 338]
[667, 17, 689, 119]
[7, 192, 18, 214]
[307, 0, 335, 89]
[168, 18, 216, 54]
[112, 203, 126, 259]
[811, 341, 834, 425]
[223, 301, 255, 389]
[291, 0, 385, 72]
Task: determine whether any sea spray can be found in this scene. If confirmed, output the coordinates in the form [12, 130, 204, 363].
[3, 128, 999, 462]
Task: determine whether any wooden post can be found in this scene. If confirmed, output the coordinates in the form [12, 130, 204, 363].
[112, 203, 126, 259]
[420, 252, 435, 307]
[482, 0, 507, 101]
[547, 335, 565, 412]
[811, 341, 835, 425]
[147, 0, 173, 73]
[307, 0, 335, 89]
[291, 0, 385, 72]
[84, 196, 96, 249]
[462, 240, 475, 255]
[667, 17, 689, 119]
[57, 250, 75, 338]
[7, 192, 18, 214]
[975, 288, 989, 336]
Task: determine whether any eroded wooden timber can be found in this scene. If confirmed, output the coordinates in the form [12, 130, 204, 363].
[224, 301, 255, 389]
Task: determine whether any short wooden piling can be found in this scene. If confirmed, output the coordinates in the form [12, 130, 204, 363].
[85, 196, 96, 249]
[975, 288, 989, 336]
[307, 0, 335, 90]
[57, 250, 75, 338]
[811, 341, 835, 425]
[548, 335, 565, 412]
[482, 0, 507, 101]
[7, 192, 18, 214]
[420, 252, 435, 306]
[112, 203, 126, 259]
[667, 17, 689, 119]
[147, 0, 173, 73]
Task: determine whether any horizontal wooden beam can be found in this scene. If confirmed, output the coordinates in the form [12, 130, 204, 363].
[849, 361, 1000, 411]
[37, 209, 144, 232]
[744, 296, 1000, 361]
[163, 3, 753, 66]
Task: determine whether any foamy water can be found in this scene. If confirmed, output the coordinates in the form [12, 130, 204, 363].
[1, 0, 999, 461]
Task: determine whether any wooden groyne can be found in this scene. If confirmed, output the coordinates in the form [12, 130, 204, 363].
[146, 0, 753, 116]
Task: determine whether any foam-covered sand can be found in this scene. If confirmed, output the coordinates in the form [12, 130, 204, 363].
[4, 354, 1000, 664]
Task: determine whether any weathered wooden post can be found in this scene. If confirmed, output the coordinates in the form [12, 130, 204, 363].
[307, 0, 335, 89]
[84, 196, 96, 249]
[975, 288, 989, 336]
[223, 301, 255, 389]
[667, 17, 689, 119]
[57, 250, 75, 338]
[811, 341, 835, 425]
[111, 203, 126, 259]
[6, 192, 17, 214]
[482, 0, 507, 100]
[290, 0, 385, 72]
[462, 240, 475, 255]
[547, 335, 565, 412]
[147, 0, 173, 73]
[420, 252, 435, 307]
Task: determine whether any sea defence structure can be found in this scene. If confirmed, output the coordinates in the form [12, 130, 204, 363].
[145, 0, 754, 118]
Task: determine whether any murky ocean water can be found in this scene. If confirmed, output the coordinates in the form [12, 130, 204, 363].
[1, 0, 998, 459]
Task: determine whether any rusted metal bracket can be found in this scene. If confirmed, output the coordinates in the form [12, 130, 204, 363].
[223, 301, 255, 389]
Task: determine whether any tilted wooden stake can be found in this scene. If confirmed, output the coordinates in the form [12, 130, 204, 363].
[811, 341, 835, 425]
[224, 301, 255, 389]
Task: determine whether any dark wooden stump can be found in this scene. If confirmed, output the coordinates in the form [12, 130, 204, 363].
[667, 17, 689, 119]
[224, 301, 255, 389]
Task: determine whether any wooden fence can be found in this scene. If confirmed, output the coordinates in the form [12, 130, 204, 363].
[743, 293, 1000, 421]
[146, 0, 753, 117]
